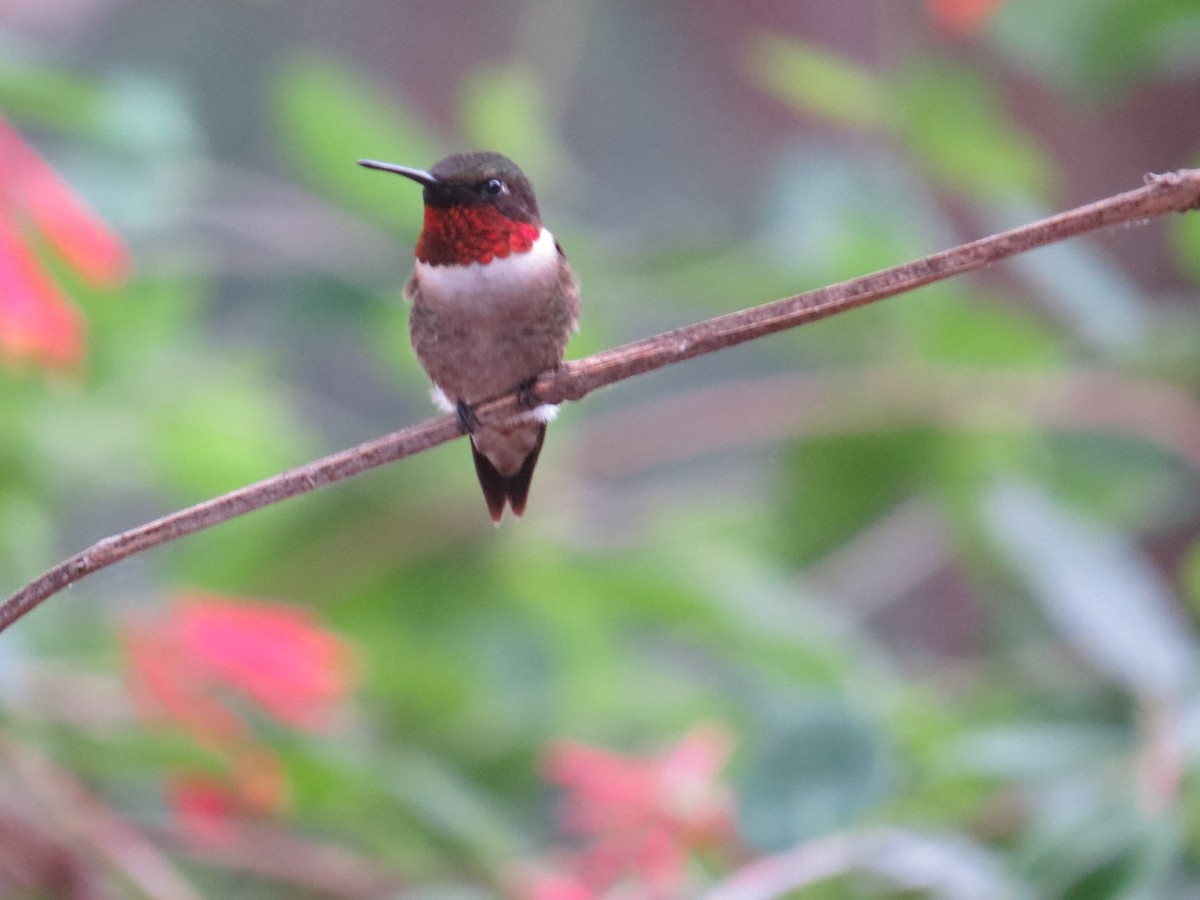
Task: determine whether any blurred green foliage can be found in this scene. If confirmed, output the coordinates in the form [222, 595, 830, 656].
[1, 1, 1200, 897]
[273, 57, 439, 232]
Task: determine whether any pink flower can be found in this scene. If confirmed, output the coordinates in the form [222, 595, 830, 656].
[172, 596, 353, 732]
[125, 594, 354, 739]
[0, 215, 86, 369]
[511, 868, 599, 900]
[167, 775, 237, 846]
[0, 115, 130, 370]
[545, 723, 734, 848]
[123, 595, 354, 844]
[164, 742, 289, 847]
[524, 724, 736, 899]
[925, 0, 1004, 35]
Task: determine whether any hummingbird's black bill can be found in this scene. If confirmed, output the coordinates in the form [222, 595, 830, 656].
[357, 159, 438, 186]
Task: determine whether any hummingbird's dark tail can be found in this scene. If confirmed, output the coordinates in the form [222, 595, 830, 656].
[470, 424, 546, 522]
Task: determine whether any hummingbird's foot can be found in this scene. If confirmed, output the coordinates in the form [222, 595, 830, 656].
[455, 400, 480, 435]
[515, 376, 541, 411]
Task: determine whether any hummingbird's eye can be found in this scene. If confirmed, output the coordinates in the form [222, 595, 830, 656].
[482, 178, 505, 197]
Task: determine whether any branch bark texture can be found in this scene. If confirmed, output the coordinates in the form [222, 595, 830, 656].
[3, 169, 1199, 633]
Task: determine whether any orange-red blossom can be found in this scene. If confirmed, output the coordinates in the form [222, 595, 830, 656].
[123, 595, 354, 844]
[0, 115, 130, 370]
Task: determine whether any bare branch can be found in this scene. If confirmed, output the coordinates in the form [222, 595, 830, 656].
[3, 169, 1198, 634]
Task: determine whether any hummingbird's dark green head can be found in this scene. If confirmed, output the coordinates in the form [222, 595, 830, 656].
[358, 151, 541, 226]
[358, 152, 544, 266]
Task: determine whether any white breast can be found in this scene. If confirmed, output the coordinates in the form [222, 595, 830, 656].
[413, 227, 559, 312]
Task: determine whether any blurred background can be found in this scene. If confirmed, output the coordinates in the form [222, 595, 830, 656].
[2, 0, 1200, 897]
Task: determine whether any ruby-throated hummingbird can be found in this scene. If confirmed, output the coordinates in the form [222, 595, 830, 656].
[358, 151, 580, 522]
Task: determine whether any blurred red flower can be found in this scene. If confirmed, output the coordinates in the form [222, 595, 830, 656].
[123, 595, 354, 845]
[0, 115, 130, 370]
[125, 594, 354, 739]
[166, 775, 238, 846]
[0, 216, 87, 370]
[517, 868, 599, 900]
[926, 0, 1003, 35]
[518, 723, 735, 899]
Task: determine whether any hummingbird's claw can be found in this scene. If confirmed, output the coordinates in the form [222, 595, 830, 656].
[456, 400, 480, 435]
[515, 377, 541, 411]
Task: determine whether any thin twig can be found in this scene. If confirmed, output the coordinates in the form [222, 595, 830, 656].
[2, 169, 1198, 634]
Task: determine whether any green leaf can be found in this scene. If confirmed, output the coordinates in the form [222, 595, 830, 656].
[1180, 540, 1200, 614]
[1169, 184, 1200, 286]
[745, 33, 889, 130]
[985, 480, 1197, 698]
[1082, 0, 1200, 87]
[905, 291, 1065, 368]
[942, 722, 1124, 780]
[758, 145, 952, 287]
[0, 492, 54, 583]
[778, 429, 938, 565]
[458, 64, 564, 188]
[892, 65, 1056, 203]
[737, 699, 886, 850]
[150, 360, 316, 498]
[0, 59, 105, 131]
[746, 38, 1056, 203]
[272, 56, 441, 233]
[991, 0, 1200, 90]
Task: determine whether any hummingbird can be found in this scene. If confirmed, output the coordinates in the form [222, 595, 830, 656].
[358, 151, 580, 522]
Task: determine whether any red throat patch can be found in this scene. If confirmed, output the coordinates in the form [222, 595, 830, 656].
[415, 205, 540, 267]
